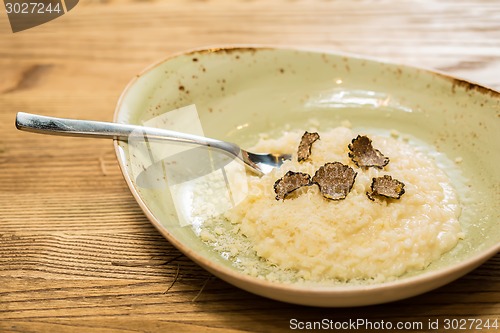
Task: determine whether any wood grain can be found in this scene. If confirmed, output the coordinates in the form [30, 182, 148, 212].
[0, 0, 499, 332]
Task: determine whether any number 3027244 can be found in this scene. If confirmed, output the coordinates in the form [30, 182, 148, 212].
[5, 1, 62, 14]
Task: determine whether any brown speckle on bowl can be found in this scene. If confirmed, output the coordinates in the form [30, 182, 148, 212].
[177, 85, 189, 94]
[452, 78, 498, 96]
[440, 74, 500, 97]
[186, 47, 263, 58]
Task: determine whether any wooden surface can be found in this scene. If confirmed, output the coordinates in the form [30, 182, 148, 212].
[1, 0, 499, 332]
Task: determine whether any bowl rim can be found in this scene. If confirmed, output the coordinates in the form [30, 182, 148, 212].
[112, 44, 500, 304]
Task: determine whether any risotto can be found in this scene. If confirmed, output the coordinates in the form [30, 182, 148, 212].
[198, 126, 464, 283]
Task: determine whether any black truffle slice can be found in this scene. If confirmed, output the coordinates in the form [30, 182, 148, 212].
[312, 162, 357, 200]
[297, 131, 320, 162]
[367, 175, 405, 201]
[348, 135, 389, 168]
[274, 171, 312, 200]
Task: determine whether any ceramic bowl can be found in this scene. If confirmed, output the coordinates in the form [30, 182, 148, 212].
[113, 46, 499, 307]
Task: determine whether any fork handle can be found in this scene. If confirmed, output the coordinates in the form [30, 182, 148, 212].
[15, 112, 241, 157]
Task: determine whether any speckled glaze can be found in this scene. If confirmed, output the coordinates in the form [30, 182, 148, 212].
[114, 46, 499, 307]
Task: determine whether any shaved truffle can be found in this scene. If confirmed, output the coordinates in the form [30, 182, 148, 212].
[367, 175, 405, 201]
[274, 171, 312, 200]
[298, 132, 320, 162]
[312, 162, 357, 200]
[348, 135, 389, 168]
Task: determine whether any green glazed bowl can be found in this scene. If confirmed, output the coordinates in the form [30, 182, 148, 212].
[114, 46, 499, 307]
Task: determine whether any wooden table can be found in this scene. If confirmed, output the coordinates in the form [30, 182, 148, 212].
[1, 0, 499, 331]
